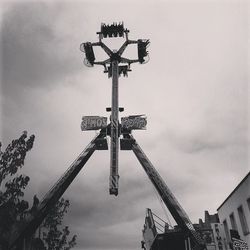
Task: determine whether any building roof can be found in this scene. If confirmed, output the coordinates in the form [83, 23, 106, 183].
[204, 211, 219, 225]
[217, 171, 250, 211]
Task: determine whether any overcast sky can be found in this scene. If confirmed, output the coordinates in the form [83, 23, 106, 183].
[0, 0, 249, 249]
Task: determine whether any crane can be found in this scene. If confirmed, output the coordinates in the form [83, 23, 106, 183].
[6, 23, 206, 250]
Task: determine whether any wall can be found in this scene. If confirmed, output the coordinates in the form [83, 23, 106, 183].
[217, 173, 250, 249]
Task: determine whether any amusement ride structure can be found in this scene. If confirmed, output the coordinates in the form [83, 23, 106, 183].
[7, 23, 206, 250]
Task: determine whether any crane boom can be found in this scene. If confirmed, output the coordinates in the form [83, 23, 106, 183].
[8, 133, 105, 249]
[130, 136, 206, 250]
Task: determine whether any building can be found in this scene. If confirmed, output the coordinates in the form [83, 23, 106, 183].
[196, 211, 227, 250]
[217, 172, 250, 249]
[141, 209, 226, 250]
[142, 208, 188, 250]
[141, 172, 250, 250]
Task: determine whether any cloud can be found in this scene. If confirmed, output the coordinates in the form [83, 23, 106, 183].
[57, 176, 154, 250]
[1, 2, 80, 97]
[165, 120, 247, 154]
[0, 1, 248, 250]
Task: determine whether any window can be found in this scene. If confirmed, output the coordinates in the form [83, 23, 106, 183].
[237, 205, 249, 235]
[229, 212, 238, 230]
[247, 198, 250, 212]
[223, 219, 230, 241]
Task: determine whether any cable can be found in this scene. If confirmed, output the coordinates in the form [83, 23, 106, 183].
[152, 184, 173, 229]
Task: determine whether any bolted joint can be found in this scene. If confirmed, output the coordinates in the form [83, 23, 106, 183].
[107, 65, 131, 78]
[95, 138, 108, 150]
[110, 52, 121, 62]
[106, 107, 124, 112]
[120, 138, 135, 150]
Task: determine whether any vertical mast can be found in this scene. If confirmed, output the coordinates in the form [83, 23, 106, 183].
[110, 59, 119, 195]
[80, 23, 149, 196]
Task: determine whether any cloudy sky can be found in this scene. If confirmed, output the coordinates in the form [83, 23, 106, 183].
[0, 0, 249, 249]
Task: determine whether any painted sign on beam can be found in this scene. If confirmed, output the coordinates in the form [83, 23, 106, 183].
[121, 115, 147, 130]
[81, 116, 107, 131]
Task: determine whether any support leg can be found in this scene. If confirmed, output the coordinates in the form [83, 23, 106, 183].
[131, 136, 206, 250]
[9, 133, 104, 249]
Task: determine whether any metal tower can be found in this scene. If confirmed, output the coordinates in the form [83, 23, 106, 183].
[79, 23, 206, 250]
[7, 23, 206, 250]
[80, 22, 149, 195]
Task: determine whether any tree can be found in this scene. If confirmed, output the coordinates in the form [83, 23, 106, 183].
[41, 198, 77, 250]
[0, 131, 34, 248]
[0, 132, 76, 249]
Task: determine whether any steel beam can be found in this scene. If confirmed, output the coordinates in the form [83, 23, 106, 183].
[8, 133, 104, 249]
[109, 59, 119, 196]
[131, 137, 206, 250]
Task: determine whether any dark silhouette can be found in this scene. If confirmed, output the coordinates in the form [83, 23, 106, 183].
[0, 132, 76, 250]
